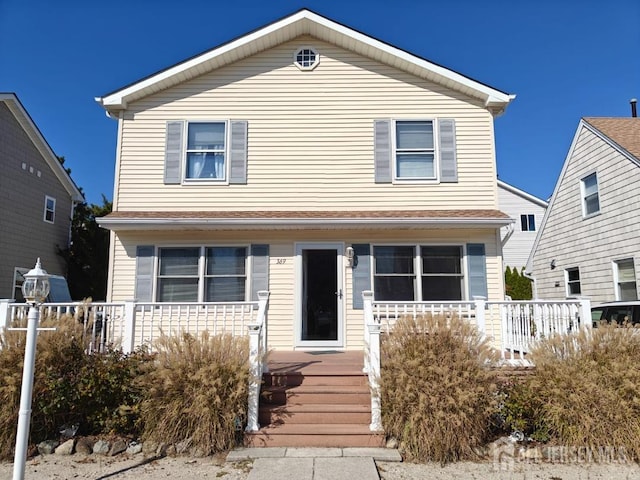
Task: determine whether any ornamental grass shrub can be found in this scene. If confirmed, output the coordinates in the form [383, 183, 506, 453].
[380, 313, 499, 463]
[137, 331, 250, 455]
[524, 323, 640, 459]
[0, 313, 151, 460]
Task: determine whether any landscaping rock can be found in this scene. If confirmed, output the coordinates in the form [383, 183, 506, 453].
[142, 441, 158, 455]
[37, 440, 59, 455]
[109, 439, 127, 456]
[55, 439, 75, 455]
[175, 438, 192, 455]
[165, 444, 177, 457]
[75, 437, 93, 455]
[385, 437, 398, 449]
[126, 441, 143, 455]
[93, 439, 110, 455]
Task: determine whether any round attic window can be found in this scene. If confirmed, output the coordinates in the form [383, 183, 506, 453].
[294, 47, 319, 71]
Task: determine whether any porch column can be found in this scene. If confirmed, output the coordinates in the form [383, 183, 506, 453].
[122, 300, 137, 354]
[0, 299, 13, 333]
[473, 296, 486, 338]
[367, 320, 382, 432]
[579, 298, 592, 330]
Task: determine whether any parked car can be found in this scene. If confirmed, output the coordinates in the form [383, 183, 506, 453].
[591, 301, 640, 326]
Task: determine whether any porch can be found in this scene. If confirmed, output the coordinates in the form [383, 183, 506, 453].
[0, 293, 591, 446]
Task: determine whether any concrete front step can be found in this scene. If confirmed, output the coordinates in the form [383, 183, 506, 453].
[259, 403, 371, 425]
[245, 424, 385, 448]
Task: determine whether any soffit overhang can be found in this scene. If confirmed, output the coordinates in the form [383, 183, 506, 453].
[97, 210, 514, 231]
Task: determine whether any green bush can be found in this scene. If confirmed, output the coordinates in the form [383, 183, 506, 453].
[380, 314, 499, 463]
[137, 331, 250, 455]
[525, 324, 640, 458]
[497, 380, 548, 441]
[0, 314, 152, 460]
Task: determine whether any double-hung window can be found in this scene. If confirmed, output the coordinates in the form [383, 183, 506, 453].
[581, 172, 600, 216]
[394, 121, 435, 180]
[373, 245, 464, 301]
[185, 122, 227, 180]
[44, 196, 56, 223]
[615, 259, 637, 301]
[566, 267, 581, 296]
[157, 246, 247, 302]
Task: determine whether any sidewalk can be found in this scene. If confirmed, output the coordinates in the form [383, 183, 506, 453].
[227, 447, 402, 480]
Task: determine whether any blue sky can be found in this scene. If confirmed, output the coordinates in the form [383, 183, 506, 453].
[1, 0, 638, 205]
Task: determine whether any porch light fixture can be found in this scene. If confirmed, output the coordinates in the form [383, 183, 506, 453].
[13, 258, 50, 480]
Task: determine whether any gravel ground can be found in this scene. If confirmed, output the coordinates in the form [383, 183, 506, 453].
[3, 454, 640, 479]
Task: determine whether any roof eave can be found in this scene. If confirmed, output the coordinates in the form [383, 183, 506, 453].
[97, 216, 513, 231]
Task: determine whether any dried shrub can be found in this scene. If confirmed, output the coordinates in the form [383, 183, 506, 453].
[137, 331, 250, 455]
[380, 313, 499, 463]
[528, 324, 640, 458]
[0, 313, 152, 460]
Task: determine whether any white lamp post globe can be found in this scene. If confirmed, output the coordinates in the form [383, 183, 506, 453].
[21, 258, 50, 304]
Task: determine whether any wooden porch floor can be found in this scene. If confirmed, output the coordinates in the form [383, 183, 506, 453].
[266, 350, 365, 375]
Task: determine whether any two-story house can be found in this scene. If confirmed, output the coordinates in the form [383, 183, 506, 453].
[0, 93, 83, 300]
[526, 113, 640, 302]
[96, 9, 515, 351]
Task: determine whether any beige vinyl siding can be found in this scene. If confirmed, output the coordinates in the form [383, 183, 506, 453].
[498, 185, 547, 271]
[532, 125, 640, 302]
[115, 37, 498, 211]
[110, 228, 503, 350]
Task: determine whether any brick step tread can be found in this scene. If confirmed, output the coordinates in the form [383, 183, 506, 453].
[254, 423, 380, 435]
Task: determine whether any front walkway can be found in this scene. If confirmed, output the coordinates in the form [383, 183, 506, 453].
[227, 447, 401, 480]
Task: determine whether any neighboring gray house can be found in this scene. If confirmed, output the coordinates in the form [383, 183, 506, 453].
[0, 93, 83, 300]
[498, 179, 548, 272]
[526, 116, 640, 302]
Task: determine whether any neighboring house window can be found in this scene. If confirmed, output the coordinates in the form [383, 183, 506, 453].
[520, 214, 536, 231]
[12, 267, 29, 302]
[373, 245, 464, 301]
[566, 267, 581, 296]
[294, 48, 319, 70]
[581, 173, 600, 216]
[394, 121, 435, 180]
[615, 258, 637, 301]
[157, 246, 247, 302]
[185, 122, 226, 180]
[44, 196, 56, 223]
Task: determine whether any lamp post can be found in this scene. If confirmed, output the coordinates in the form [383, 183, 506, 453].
[13, 258, 49, 480]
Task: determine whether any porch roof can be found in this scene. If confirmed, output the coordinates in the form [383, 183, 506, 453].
[98, 209, 513, 231]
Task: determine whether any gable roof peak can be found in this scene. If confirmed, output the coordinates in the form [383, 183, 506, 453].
[582, 117, 640, 161]
[96, 9, 514, 116]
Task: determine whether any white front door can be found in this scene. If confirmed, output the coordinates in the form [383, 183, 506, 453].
[295, 243, 344, 348]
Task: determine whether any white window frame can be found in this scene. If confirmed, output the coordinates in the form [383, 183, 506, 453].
[155, 245, 249, 302]
[613, 258, 638, 301]
[565, 267, 581, 297]
[12, 267, 29, 302]
[183, 121, 229, 184]
[392, 119, 439, 184]
[293, 47, 320, 71]
[520, 214, 536, 232]
[580, 172, 600, 218]
[372, 243, 467, 301]
[44, 195, 56, 223]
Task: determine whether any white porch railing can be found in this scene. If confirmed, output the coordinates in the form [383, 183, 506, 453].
[0, 292, 270, 433]
[362, 291, 592, 431]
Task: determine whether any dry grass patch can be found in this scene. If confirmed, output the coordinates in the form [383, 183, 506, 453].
[138, 331, 250, 455]
[380, 313, 499, 463]
[528, 323, 640, 459]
